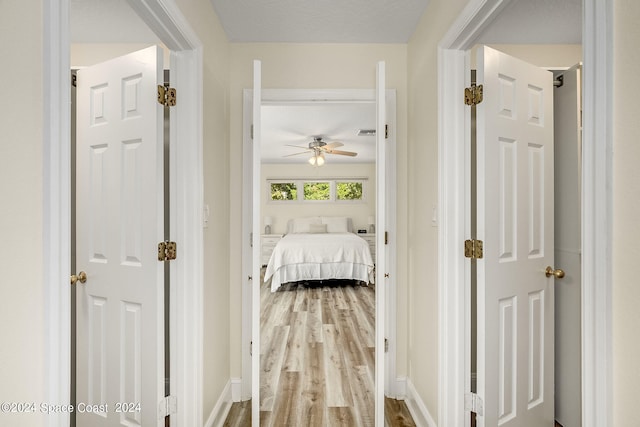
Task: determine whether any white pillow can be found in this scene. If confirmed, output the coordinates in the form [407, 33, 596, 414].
[291, 217, 322, 233]
[321, 216, 349, 233]
[308, 223, 328, 234]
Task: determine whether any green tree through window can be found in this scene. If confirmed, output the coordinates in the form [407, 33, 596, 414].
[303, 182, 330, 200]
[336, 181, 363, 200]
[269, 179, 366, 202]
[270, 182, 297, 200]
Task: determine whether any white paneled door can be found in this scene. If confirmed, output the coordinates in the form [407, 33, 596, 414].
[75, 46, 165, 427]
[476, 46, 555, 426]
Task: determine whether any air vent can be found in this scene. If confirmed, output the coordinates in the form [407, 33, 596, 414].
[357, 129, 376, 136]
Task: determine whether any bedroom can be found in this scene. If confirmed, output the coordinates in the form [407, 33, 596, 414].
[253, 93, 393, 425]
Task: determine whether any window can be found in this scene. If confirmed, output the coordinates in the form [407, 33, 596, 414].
[270, 182, 297, 201]
[303, 181, 330, 201]
[268, 178, 366, 203]
[336, 181, 363, 201]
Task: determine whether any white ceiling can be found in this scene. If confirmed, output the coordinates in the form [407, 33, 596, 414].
[71, 0, 581, 165]
[262, 103, 377, 164]
[209, 0, 430, 43]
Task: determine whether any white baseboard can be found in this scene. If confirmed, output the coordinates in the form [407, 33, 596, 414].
[231, 377, 242, 402]
[394, 376, 408, 399]
[204, 380, 233, 427]
[404, 379, 437, 427]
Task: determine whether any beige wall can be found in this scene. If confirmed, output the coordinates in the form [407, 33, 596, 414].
[613, 0, 640, 425]
[228, 43, 409, 380]
[406, 0, 469, 420]
[261, 163, 376, 235]
[0, 1, 46, 426]
[173, 0, 232, 420]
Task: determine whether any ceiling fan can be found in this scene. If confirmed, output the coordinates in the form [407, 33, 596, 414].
[283, 137, 357, 165]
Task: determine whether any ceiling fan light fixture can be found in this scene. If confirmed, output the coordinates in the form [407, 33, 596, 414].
[308, 151, 325, 166]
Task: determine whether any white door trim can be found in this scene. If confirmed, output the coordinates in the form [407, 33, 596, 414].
[374, 61, 387, 427]
[241, 87, 398, 399]
[437, 0, 612, 426]
[581, 1, 613, 425]
[251, 59, 262, 426]
[43, 1, 204, 426]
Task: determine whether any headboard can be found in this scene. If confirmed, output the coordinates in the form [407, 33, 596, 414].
[285, 217, 354, 234]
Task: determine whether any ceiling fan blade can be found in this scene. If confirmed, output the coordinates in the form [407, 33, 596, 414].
[285, 144, 312, 150]
[283, 151, 312, 157]
[323, 141, 344, 149]
[324, 149, 358, 157]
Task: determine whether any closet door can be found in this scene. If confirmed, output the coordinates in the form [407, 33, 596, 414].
[475, 45, 555, 427]
[75, 46, 165, 427]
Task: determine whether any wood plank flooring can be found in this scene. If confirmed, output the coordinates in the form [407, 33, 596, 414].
[260, 278, 375, 426]
[221, 275, 415, 426]
[223, 397, 416, 427]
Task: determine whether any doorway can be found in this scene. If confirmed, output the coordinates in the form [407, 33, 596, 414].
[438, 0, 612, 426]
[44, 0, 205, 425]
[241, 85, 397, 426]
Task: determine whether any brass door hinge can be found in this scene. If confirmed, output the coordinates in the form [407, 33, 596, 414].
[385, 338, 389, 353]
[385, 231, 389, 245]
[157, 84, 177, 107]
[158, 241, 177, 261]
[464, 84, 483, 106]
[464, 239, 483, 259]
[385, 124, 389, 139]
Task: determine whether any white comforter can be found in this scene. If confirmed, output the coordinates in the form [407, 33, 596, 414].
[264, 233, 374, 291]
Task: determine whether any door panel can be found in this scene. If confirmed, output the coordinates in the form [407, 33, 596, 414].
[476, 45, 554, 427]
[76, 46, 164, 427]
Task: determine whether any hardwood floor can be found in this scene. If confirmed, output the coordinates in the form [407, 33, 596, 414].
[222, 276, 415, 426]
[260, 279, 375, 426]
[223, 398, 416, 427]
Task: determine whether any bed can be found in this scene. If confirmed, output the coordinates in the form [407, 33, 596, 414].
[264, 217, 375, 292]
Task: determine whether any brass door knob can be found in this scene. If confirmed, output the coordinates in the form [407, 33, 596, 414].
[71, 271, 87, 285]
[545, 266, 565, 279]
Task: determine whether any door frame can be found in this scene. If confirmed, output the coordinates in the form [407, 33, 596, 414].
[43, 1, 204, 426]
[241, 87, 398, 399]
[437, 0, 612, 426]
